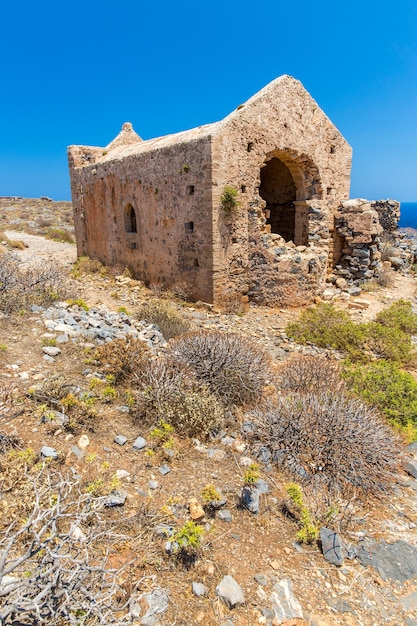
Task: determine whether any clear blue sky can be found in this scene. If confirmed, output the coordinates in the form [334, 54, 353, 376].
[1, 0, 416, 201]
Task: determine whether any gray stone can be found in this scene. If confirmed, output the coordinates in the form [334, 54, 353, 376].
[42, 345, 62, 357]
[403, 459, 417, 479]
[215, 575, 245, 608]
[114, 435, 128, 446]
[42, 410, 67, 426]
[40, 446, 58, 459]
[71, 446, 84, 459]
[320, 527, 346, 567]
[43, 354, 56, 363]
[141, 588, 169, 625]
[105, 490, 127, 507]
[148, 480, 158, 490]
[357, 539, 417, 581]
[256, 478, 269, 494]
[158, 464, 170, 475]
[132, 436, 147, 450]
[241, 486, 260, 514]
[254, 573, 268, 586]
[192, 582, 208, 597]
[400, 591, 417, 611]
[217, 510, 232, 522]
[327, 597, 354, 613]
[270, 579, 303, 621]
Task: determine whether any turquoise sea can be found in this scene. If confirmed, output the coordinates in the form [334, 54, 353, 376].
[400, 202, 417, 229]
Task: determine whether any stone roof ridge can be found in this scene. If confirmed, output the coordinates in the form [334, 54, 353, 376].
[105, 122, 142, 151]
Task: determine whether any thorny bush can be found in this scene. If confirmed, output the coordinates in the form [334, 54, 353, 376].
[277, 355, 344, 394]
[0, 251, 70, 313]
[170, 331, 271, 406]
[133, 356, 224, 437]
[245, 392, 401, 497]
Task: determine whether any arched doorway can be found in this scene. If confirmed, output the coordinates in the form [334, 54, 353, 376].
[259, 157, 297, 242]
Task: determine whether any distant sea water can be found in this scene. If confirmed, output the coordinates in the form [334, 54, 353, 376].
[399, 202, 417, 229]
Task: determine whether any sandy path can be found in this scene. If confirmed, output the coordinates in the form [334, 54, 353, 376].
[4, 231, 77, 267]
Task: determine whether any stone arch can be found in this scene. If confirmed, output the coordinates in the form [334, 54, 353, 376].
[124, 202, 138, 233]
[259, 149, 322, 245]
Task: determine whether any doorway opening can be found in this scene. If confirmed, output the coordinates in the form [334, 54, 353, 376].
[259, 157, 297, 242]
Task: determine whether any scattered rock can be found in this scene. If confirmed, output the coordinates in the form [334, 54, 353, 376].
[132, 436, 147, 451]
[215, 575, 245, 609]
[241, 485, 260, 514]
[158, 464, 170, 475]
[320, 527, 346, 567]
[77, 434, 90, 450]
[357, 538, 417, 581]
[400, 590, 417, 611]
[217, 510, 232, 522]
[189, 498, 205, 521]
[403, 459, 417, 479]
[140, 588, 169, 625]
[114, 435, 128, 446]
[105, 490, 127, 507]
[40, 445, 58, 459]
[269, 579, 303, 622]
[192, 582, 208, 597]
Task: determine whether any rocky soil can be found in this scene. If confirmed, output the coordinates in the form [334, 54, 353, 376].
[1, 199, 417, 626]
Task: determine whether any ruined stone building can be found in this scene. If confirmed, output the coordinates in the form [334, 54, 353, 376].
[68, 75, 388, 306]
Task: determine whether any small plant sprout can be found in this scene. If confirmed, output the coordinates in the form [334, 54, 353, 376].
[201, 484, 222, 504]
[285, 483, 319, 544]
[243, 463, 260, 485]
[172, 521, 204, 552]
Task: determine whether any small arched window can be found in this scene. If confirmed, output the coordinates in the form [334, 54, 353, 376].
[125, 203, 137, 233]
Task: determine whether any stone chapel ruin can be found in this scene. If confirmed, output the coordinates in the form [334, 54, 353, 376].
[68, 75, 398, 306]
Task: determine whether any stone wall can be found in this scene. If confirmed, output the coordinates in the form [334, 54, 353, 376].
[69, 134, 214, 302]
[210, 76, 352, 306]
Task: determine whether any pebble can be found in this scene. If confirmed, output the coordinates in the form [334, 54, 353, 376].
[114, 435, 128, 446]
[215, 575, 245, 608]
[192, 582, 208, 597]
[217, 510, 232, 522]
[132, 436, 147, 451]
[40, 445, 58, 459]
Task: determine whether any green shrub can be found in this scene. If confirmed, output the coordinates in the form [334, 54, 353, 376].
[375, 299, 417, 334]
[366, 322, 415, 365]
[45, 228, 74, 243]
[137, 300, 190, 340]
[286, 303, 366, 360]
[343, 360, 417, 439]
[246, 392, 401, 495]
[170, 331, 271, 406]
[220, 186, 239, 213]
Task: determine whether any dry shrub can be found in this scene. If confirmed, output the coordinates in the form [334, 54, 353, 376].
[72, 256, 106, 276]
[0, 252, 70, 313]
[137, 299, 190, 340]
[133, 356, 223, 437]
[159, 385, 224, 437]
[277, 355, 344, 394]
[93, 336, 150, 382]
[29, 375, 79, 406]
[246, 392, 401, 496]
[376, 267, 396, 287]
[8, 239, 25, 250]
[45, 227, 74, 243]
[171, 281, 192, 302]
[170, 331, 271, 406]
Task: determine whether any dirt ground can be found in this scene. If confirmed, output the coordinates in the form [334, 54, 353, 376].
[1, 220, 417, 626]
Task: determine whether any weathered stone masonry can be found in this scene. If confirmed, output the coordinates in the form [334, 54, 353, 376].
[69, 75, 356, 306]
